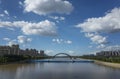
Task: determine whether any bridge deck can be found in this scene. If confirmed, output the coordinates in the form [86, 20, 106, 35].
[30, 60, 94, 63]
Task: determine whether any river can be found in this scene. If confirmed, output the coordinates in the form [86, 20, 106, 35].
[0, 58, 120, 79]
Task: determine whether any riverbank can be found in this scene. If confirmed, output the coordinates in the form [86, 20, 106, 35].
[79, 57, 120, 68]
[94, 60, 120, 69]
[0, 60, 29, 65]
[80, 56, 120, 68]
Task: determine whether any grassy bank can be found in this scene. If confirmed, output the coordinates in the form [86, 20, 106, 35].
[80, 56, 120, 68]
[94, 60, 120, 69]
[0, 55, 49, 64]
[80, 56, 120, 63]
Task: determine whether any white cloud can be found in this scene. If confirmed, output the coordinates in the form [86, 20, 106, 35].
[45, 50, 76, 56]
[8, 39, 17, 46]
[85, 33, 107, 44]
[3, 36, 32, 46]
[22, 44, 30, 48]
[65, 40, 72, 44]
[76, 7, 120, 49]
[17, 35, 32, 44]
[85, 33, 94, 37]
[19, 1, 24, 8]
[21, 20, 57, 36]
[0, 20, 57, 36]
[88, 46, 93, 48]
[76, 7, 120, 33]
[13, 16, 17, 19]
[85, 33, 107, 48]
[3, 37, 16, 46]
[3, 38, 10, 41]
[45, 50, 54, 55]
[52, 38, 72, 44]
[52, 38, 63, 44]
[6, 27, 15, 31]
[67, 50, 75, 55]
[49, 16, 65, 23]
[60, 17, 65, 21]
[97, 44, 106, 49]
[0, 14, 4, 17]
[4, 10, 9, 16]
[24, 0, 73, 15]
[49, 16, 65, 21]
[19, 1, 23, 6]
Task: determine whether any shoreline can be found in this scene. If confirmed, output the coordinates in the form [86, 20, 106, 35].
[1, 59, 120, 69]
[0, 60, 29, 65]
[80, 58, 120, 69]
[94, 60, 120, 69]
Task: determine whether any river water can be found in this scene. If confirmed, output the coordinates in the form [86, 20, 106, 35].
[0, 58, 120, 79]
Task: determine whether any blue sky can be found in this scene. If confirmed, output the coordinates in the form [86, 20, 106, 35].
[0, 0, 120, 55]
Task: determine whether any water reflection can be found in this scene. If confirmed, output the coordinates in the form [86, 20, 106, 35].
[0, 58, 120, 79]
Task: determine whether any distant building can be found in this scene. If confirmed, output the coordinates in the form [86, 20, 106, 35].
[83, 54, 95, 57]
[96, 50, 120, 56]
[0, 44, 46, 57]
[20, 48, 39, 56]
[0, 46, 10, 55]
[11, 44, 20, 55]
[40, 50, 46, 56]
[0, 44, 19, 56]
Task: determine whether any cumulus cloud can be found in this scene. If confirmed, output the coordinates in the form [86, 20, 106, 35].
[49, 16, 65, 23]
[3, 36, 32, 46]
[19, 1, 24, 9]
[4, 10, 9, 16]
[52, 38, 72, 44]
[8, 39, 17, 46]
[19, 1, 24, 6]
[97, 44, 106, 49]
[17, 35, 32, 44]
[85, 33, 107, 48]
[24, 0, 73, 15]
[0, 20, 57, 36]
[0, 14, 5, 17]
[85, 33, 107, 44]
[45, 50, 55, 55]
[76, 7, 120, 48]
[49, 16, 65, 21]
[52, 38, 63, 44]
[76, 7, 120, 33]
[3, 38, 10, 41]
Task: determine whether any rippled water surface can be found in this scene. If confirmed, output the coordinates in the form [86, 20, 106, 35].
[0, 58, 120, 79]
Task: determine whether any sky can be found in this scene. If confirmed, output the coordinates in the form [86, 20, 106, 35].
[0, 0, 120, 56]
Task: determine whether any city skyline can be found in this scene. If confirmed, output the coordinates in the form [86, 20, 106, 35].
[0, 44, 46, 56]
[0, 0, 120, 55]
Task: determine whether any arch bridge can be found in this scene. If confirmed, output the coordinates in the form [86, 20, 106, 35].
[53, 53, 72, 59]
